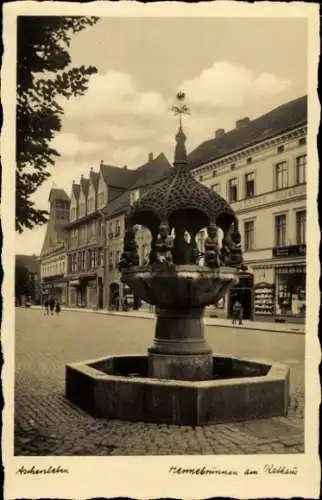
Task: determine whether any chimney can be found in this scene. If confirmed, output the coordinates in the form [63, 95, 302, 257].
[148, 152, 154, 162]
[215, 128, 225, 139]
[236, 117, 250, 130]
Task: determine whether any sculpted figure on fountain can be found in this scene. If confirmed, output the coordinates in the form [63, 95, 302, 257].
[204, 224, 220, 268]
[155, 221, 174, 265]
[221, 221, 243, 268]
[119, 221, 140, 270]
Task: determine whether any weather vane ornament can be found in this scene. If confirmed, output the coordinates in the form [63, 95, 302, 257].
[171, 91, 190, 126]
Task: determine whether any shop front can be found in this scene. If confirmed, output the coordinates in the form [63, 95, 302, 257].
[42, 276, 68, 305]
[272, 244, 306, 323]
[275, 263, 306, 322]
[227, 273, 254, 320]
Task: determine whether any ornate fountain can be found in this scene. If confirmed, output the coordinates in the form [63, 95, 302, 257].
[66, 93, 290, 426]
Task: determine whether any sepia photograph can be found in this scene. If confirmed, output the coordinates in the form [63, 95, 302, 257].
[2, 1, 320, 499]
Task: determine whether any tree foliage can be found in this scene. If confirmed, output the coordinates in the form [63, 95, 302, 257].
[15, 263, 33, 299]
[16, 16, 98, 233]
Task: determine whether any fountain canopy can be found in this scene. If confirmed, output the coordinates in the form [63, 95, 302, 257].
[127, 124, 236, 243]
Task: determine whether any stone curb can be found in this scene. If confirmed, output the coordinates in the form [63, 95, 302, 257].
[27, 306, 305, 335]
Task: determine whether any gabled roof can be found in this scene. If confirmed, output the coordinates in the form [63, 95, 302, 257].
[188, 95, 307, 169]
[48, 188, 70, 203]
[71, 183, 81, 200]
[103, 153, 172, 219]
[129, 153, 172, 190]
[89, 170, 100, 191]
[100, 163, 138, 189]
[104, 190, 131, 219]
[80, 176, 90, 197]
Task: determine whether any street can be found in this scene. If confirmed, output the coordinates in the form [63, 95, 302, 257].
[15, 308, 304, 456]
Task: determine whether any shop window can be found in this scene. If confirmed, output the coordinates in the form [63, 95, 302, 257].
[275, 161, 288, 189]
[245, 172, 255, 198]
[228, 178, 238, 203]
[244, 220, 254, 251]
[296, 155, 306, 185]
[296, 210, 306, 245]
[276, 270, 306, 317]
[275, 214, 287, 247]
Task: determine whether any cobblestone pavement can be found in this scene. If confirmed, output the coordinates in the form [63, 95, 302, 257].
[14, 308, 304, 456]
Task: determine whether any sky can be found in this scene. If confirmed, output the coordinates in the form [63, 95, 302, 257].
[16, 16, 308, 255]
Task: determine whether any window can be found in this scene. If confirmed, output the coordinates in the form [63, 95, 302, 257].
[71, 254, 77, 273]
[87, 197, 94, 213]
[130, 189, 140, 205]
[115, 219, 121, 237]
[296, 155, 306, 185]
[98, 191, 105, 208]
[296, 211, 306, 244]
[108, 252, 113, 271]
[244, 221, 254, 251]
[228, 178, 238, 203]
[81, 251, 86, 272]
[245, 172, 255, 198]
[211, 183, 221, 193]
[115, 250, 121, 268]
[275, 161, 288, 189]
[275, 214, 287, 247]
[108, 222, 114, 238]
[277, 145, 284, 154]
[98, 248, 104, 267]
[91, 249, 97, 269]
[79, 202, 85, 218]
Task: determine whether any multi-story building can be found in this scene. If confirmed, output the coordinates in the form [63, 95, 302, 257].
[65, 153, 171, 309]
[104, 153, 172, 309]
[188, 95, 307, 322]
[39, 188, 70, 304]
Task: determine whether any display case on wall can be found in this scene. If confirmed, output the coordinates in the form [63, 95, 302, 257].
[253, 282, 275, 316]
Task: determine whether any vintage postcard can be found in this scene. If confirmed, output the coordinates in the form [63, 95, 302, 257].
[1, 1, 320, 499]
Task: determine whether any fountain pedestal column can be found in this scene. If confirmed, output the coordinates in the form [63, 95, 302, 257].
[148, 307, 213, 381]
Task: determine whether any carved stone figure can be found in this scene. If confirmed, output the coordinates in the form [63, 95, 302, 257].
[221, 222, 243, 267]
[118, 225, 139, 270]
[204, 224, 220, 268]
[155, 222, 173, 264]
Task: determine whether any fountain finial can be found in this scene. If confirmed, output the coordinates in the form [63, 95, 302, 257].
[172, 91, 190, 166]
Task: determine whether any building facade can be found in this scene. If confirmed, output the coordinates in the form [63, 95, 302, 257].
[189, 95, 307, 322]
[40, 188, 70, 304]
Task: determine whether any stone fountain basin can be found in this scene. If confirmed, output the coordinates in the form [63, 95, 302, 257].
[121, 265, 238, 308]
[65, 354, 290, 426]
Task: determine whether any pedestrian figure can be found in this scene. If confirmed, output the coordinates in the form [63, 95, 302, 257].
[232, 300, 243, 325]
[49, 297, 55, 316]
[55, 300, 61, 315]
[44, 299, 49, 316]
